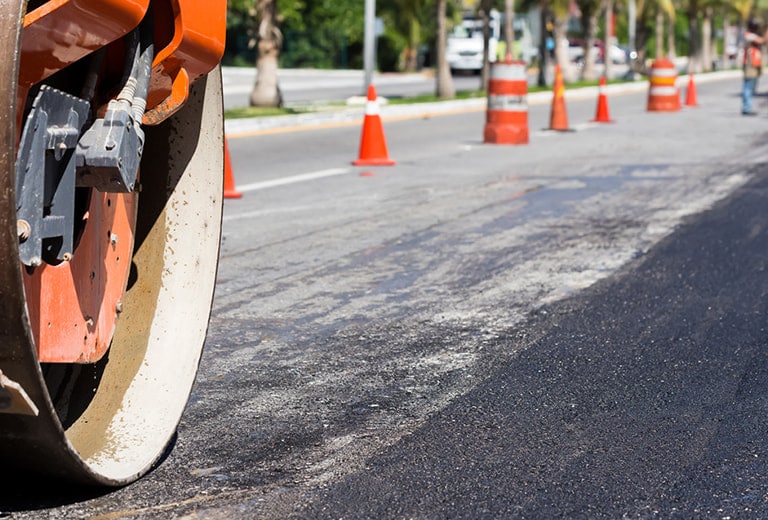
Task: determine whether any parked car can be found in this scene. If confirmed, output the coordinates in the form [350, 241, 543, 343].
[567, 39, 628, 65]
[447, 11, 501, 73]
[447, 10, 538, 73]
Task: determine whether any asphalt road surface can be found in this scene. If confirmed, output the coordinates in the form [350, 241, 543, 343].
[3, 75, 768, 518]
[221, 67, 483, 109]
[297, 170, 768, 519]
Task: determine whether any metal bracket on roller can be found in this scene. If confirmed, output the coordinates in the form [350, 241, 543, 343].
[15, 86, 90, 266]
[76, 99, 145, 193]
[0, 370, 39, 417]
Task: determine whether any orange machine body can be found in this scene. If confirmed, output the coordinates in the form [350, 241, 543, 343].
[20, 0, 226, 126]
[17, 0, 226, 363]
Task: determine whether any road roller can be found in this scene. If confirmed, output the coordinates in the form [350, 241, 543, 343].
[0, 0, 226, 485]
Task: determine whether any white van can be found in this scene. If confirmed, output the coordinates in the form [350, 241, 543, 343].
[446, 10, 501, 73]
[447, 11, 538, 73]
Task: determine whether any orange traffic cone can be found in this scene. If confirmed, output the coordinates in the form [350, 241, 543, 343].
[549, 65, 570, 131]
[223, 138, 242, 199]
[591, 76, 614, 123]
[685, 73, 698, 107]
[353, 85, 395, 166]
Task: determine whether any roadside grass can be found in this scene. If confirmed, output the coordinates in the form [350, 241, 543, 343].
[385, 89, 486, 104]
[224, 106, 307, 119]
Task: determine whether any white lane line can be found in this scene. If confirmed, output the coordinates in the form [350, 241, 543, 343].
[235, 168, 351, 192]
[223, 204, 320, 222]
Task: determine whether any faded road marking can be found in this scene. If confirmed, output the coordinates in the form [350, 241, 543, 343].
[235, 168, 351, 193]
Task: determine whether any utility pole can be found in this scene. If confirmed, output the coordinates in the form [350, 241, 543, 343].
[604, 0, 612, 80]
[363, 0, 376, 93]
[504, 0, 514, 57]
[628, 0, 636, 71]
[628, 0, 636, 52]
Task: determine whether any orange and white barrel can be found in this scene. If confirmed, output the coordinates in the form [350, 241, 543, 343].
[647, 58, 680, 112]
[484, 59, 528, 144]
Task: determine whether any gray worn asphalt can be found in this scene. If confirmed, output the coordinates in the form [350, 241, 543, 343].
[297, 170, 768, 519]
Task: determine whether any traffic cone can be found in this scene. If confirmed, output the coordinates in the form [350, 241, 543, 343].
[685, 73, 698, 107]
[223, 138, 242, 199]
[549, 65, 570, 131]
[591, 76, 614, 123]
[353, 85, 395, 166]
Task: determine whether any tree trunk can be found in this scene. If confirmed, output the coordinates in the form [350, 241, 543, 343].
[655, 10, 664, 59]
[582, 13, 599, 81]
[603, 0, 612, 80]
[554, 18, 576, 81]
[687, 0, 701, 73]
[723, 12, 732, 67]
[403, 20, 421, 71]
[634, 9, 651, 74]
[480, 1, 492, 90]
[250, 0, 283, 107]
[504, 0, 515, 59]
[435, 0, 455, 98]
[666, 12, 676, 59]
[538, 8, 552, 86]
[702, 7, 713, 71]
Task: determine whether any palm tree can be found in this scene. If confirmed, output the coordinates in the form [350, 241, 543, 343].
[576, 0, 604, 80]
[388, 0, 428, 71]
[729, 0, 753, 21]
[550, 0, 579, 81]
[480, 0, 494, 90]
[436, 0, 456, 98]
[677, 0, 729, 72]
[632, 0, 674, 70]
[504, 0, 516, 59]
[250, 0, 283, 107]
[604, 0, 614, 79]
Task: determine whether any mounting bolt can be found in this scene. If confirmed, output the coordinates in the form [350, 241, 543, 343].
[62, 253, 72, 262]
[55, 141, 68, 160]
[29, 257, 42, 267]
[110, 233, 119, 246]
[115, 301, 123, 314]
[17, 220, 30, 242]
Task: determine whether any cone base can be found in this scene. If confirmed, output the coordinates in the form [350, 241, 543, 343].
[353, 158, 396, 166]
[647, 106, 681, 112]
[484, 125, 529, 145]
[224, 190, 243, 199]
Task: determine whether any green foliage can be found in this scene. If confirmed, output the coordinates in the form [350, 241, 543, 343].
[226, 0, 447, 70]
[281, 28, 360, 69]
[385, 88, 485, 103]
[224, 1, 255, 66]
[378, 30, 408, 72]
[225, 0, 368, 68]
[278, 0, 366, 68]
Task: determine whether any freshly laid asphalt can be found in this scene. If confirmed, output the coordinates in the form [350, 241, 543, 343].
[296, 170, 768, 518]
